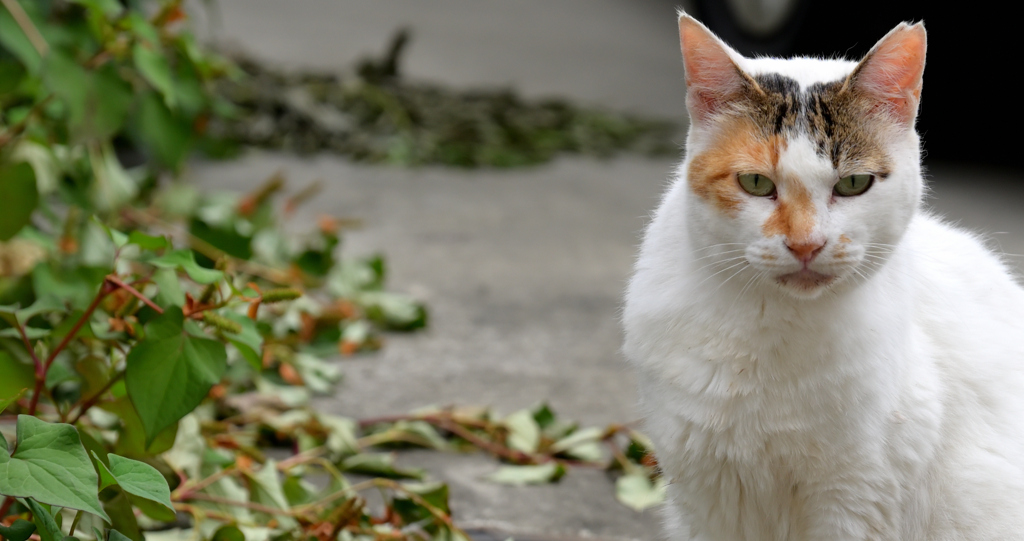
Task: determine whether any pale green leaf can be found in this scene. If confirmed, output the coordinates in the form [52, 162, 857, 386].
[615, 473, 666, 512]
[486, 463, 566, 486]
[146, 250, 222, 284]
[503, 409, 540, 454]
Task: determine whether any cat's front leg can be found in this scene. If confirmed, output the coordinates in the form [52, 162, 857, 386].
[799, 478, 902, 541]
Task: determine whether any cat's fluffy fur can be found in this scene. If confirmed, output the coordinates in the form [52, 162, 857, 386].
[622, 13, 1024, 541]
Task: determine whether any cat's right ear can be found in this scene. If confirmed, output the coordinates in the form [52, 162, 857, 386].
[678, 13, 748, 125]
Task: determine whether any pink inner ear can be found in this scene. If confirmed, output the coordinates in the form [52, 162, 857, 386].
[679, 16, 746, 122]
[852, 24, 927, 123]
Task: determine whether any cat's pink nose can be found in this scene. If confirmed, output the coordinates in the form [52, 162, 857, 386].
[786, 240, 826, 265]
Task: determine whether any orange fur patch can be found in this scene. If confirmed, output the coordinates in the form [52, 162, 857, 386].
[762, 180, 815, 242]
[839, 234, 852, 243]
[687, 120, 787, 215]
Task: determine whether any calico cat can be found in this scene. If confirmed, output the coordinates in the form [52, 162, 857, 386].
[621, 12, 1024, 541]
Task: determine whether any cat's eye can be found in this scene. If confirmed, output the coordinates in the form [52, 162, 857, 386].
[737, 173, 776, 197]
[834, 174, 874, 197]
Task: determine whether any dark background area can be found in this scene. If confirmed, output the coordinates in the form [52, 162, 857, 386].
[692, 0, 1015, 167]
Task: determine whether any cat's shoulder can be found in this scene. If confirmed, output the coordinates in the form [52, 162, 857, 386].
[905, 212, 1024, 298]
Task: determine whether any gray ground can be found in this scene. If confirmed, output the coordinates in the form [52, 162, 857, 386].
[187, 2, 1024, 540]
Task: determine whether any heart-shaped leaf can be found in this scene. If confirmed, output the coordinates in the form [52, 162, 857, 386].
[126, 307, 226, 443]
[92, 452, 173, 517]
[0, 416, 108, 520]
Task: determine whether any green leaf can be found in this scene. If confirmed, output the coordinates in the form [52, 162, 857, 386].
[223, 312, 262, 371]
[532, 403, 556, 430]
[0, 352, 34, 407]
[101, 488, 142, 541]
[104, 396, 178, 457]
[108, 530, 135, 541]
[0, 519, 36, 541]
[0, 388, 26, 414]
[91, 453, 174, 515]
[151, 268, 184, 308]
[340, 453, 424, 480]
[134, 92, 191, 169]
[127, 231, 170, 251]
[70, 0, 124, 18]
[31, 265, 105, 311]
[88, 144, 137, 212]
[246, 460, 296, 530]
[126, 307, 226, 443]
[0, 162, 39, 241]
[146, 250, 222, 284]
[24, 499, 62, 541]
[486, 463, 566, 486]
[210, 526, 245, 541]
[0, 8, 41, 71]
[42, 53, 89, 132]
[502, 409, 540, 454]
[84, 66, 133, 141]
[615, 473, 666, 512]
[0, 326, 49, 339]
[549, 426, 605, 462]
[133, 44, 176, 108]
[392, 481, 449, 531]
[17, 296, 69, 322]
[0, 416, 109, 520]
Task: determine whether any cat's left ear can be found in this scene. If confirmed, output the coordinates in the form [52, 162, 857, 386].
[847, 22, 927, 126]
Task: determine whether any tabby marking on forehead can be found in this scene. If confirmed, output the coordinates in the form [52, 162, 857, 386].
[687, 70, 894, 211]
[746, 72, 893, 177]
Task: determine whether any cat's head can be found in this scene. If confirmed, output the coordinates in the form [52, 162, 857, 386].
[677, 14, 926, 299]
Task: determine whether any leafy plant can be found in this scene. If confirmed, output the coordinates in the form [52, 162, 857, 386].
[210, 31, 680, 167]
[0, 3, 664, 541]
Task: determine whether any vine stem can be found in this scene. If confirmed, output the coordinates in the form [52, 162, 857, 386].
[106, 275, 164, 314]
[359, 412, 539, 464]
[176, 492, 300, 517]
[67, 371, 125, 425]
[27, 281, 113, 416]
[0, 496, 13, 520]
[0, 0, 48, 57]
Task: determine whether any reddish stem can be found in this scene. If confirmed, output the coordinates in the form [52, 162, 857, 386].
[0, 495, 14, 520]
[106, 275, 164, 314]
[67, 371, 125, 425]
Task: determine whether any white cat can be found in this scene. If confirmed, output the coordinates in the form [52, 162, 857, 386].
[622, 13, 1024, 541]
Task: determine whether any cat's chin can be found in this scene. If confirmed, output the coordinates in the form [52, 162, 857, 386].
[776, 269, 836, 298]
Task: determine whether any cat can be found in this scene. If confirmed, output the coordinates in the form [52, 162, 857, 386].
[621, 12, 1024, 541]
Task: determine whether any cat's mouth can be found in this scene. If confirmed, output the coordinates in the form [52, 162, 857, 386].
[777, 269, 835, 291]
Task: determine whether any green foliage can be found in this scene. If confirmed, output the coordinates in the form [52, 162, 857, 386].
[0, 162, 37, 240]
[212, 33, 680, 167]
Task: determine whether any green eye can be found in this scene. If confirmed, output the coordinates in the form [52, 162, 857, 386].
[834, 174, 874, 196]
[737, 173, 776, 197]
